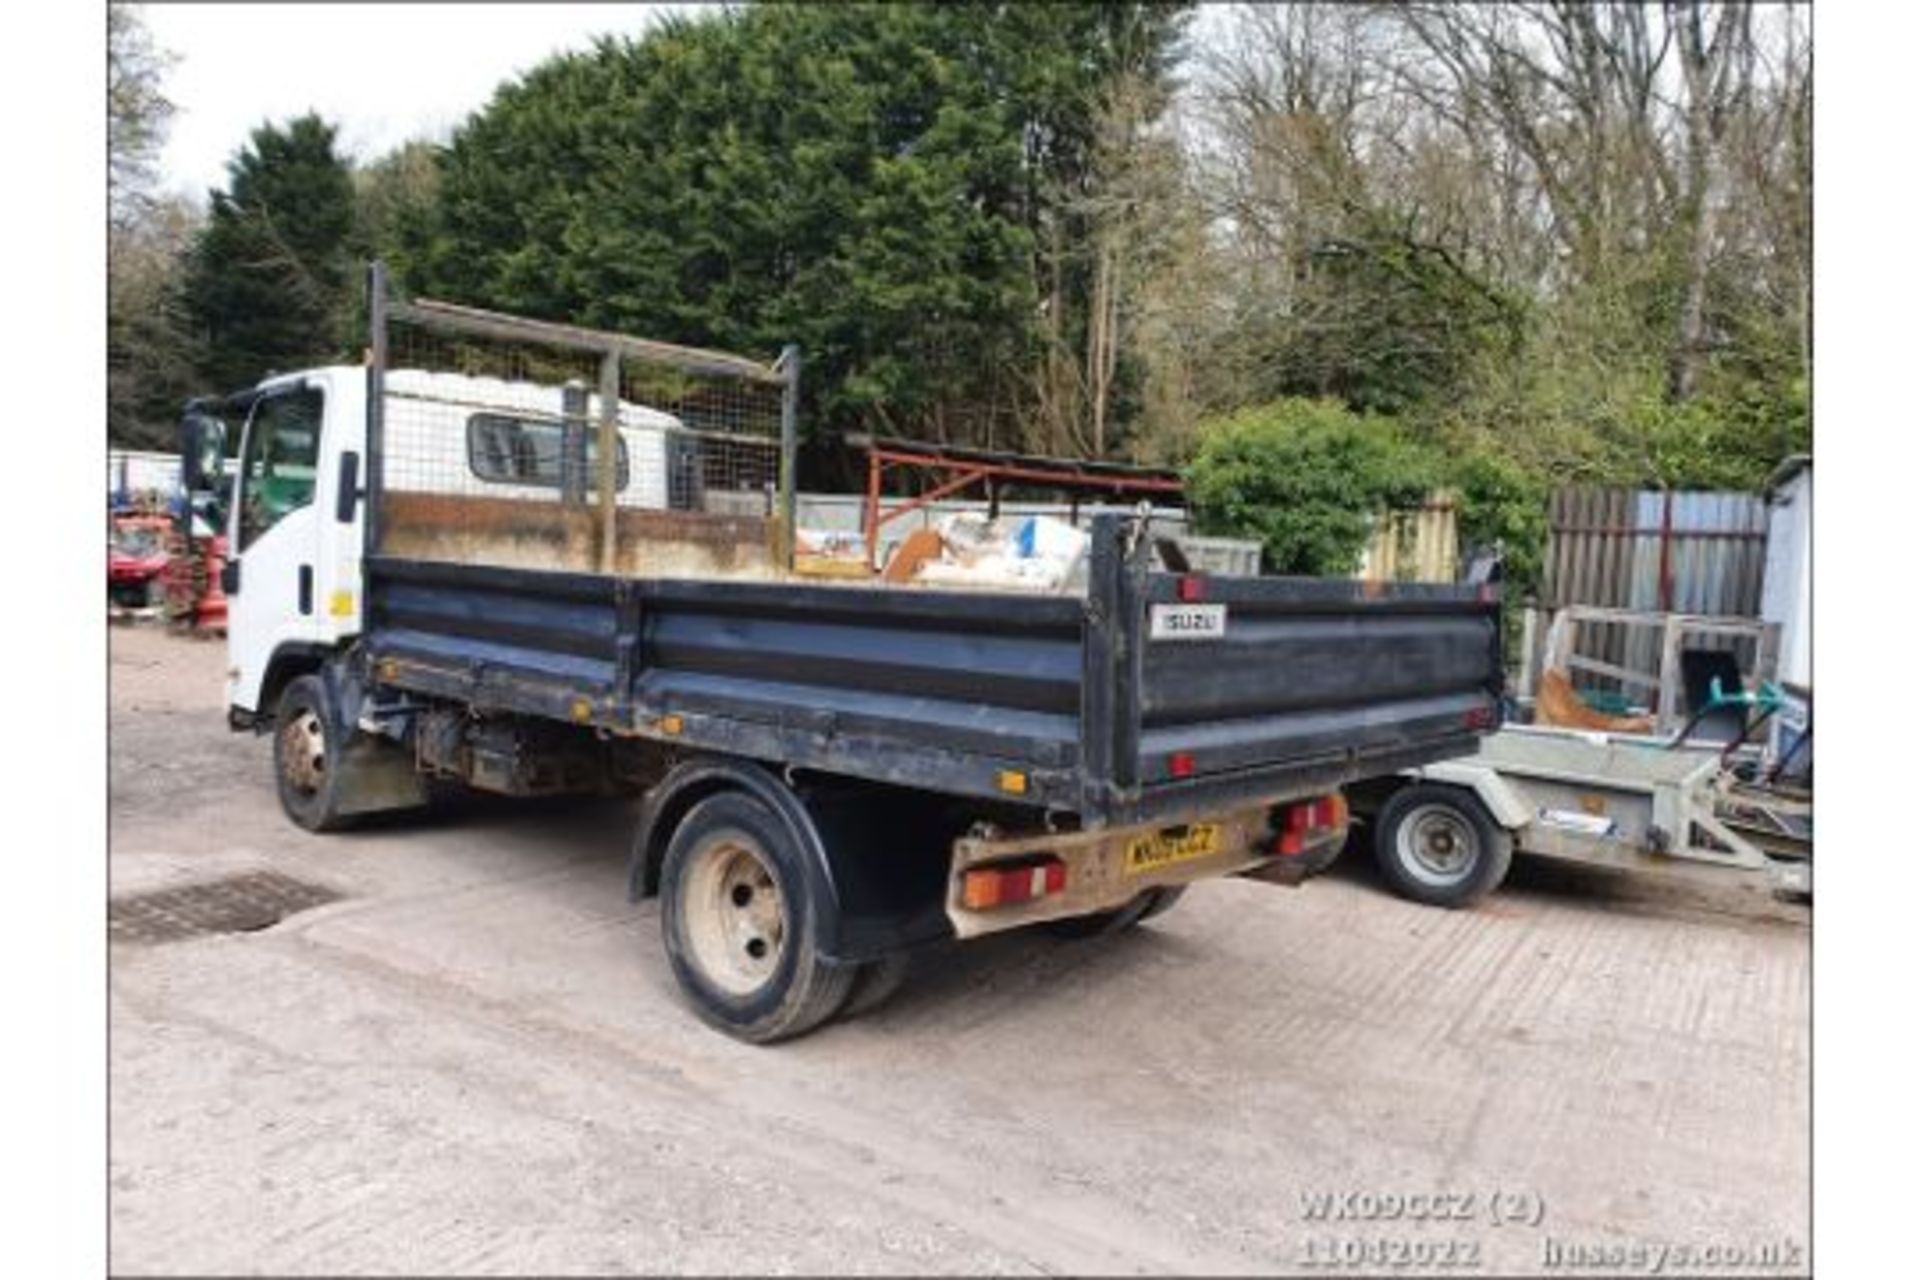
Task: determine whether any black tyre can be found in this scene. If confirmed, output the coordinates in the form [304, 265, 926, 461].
[1045, 884, 1186, 939]
[840, 952, 913, 1021]
[273, 674, 356, 833]
[110, 580, 154, 609]
[1371, 783, 1513, 907]
[660, 792, 855, 1043]
[1136, 883, 1188, 922]
[1288, 838, 1346, 880]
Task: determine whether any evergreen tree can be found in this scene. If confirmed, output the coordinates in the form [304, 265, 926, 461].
[109, 199, 203, 447]
[418, 3, 1187, 469]
[184, 114, 357, 390]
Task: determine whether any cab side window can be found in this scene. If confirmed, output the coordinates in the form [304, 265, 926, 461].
[467, 413, 630, 492]
[238, 387, 323, 550]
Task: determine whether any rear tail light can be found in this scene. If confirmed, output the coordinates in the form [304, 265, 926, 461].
[1178, 575, 1207, 602]
[962, 857, 1068, 911]
[1274, 793, 1349, 856]
[1168, 751, 1196, 779]
[1464, 703, 1497, 731]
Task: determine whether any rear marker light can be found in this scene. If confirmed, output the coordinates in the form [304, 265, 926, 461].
[1319, 793, 1349, 828]
[1275, 793, 1349, 857]
[1169, 752, 1196, 779]
[962, 859, 1067, 911]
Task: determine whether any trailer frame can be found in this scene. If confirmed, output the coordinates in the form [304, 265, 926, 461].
[1383, 723, 1810, 898]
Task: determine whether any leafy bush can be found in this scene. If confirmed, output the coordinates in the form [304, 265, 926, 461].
[1185, 398, 1434, 575]
[1626, 380, 1809, 492]
[1449, 452, 1547, 601]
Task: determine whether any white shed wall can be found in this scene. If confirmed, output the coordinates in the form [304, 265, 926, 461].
[1761, 464, 1812, 689]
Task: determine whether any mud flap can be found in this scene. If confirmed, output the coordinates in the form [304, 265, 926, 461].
[332, 729, 431, 816]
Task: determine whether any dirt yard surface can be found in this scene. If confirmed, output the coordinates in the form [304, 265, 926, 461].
[110, 624, 1810, 1276]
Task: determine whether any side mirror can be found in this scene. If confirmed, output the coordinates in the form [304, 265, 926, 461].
[180, 411, 228, 493]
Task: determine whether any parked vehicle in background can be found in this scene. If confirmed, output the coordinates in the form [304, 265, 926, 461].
[109, 513, 173, 609]
[173, 265, 1505, 1043]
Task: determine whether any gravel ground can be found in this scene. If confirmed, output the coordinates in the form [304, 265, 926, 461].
[109, 624, 1810, 1276]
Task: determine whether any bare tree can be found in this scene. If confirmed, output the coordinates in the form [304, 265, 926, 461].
[108, 4, 175, 233]
[1387, 3, 1780, 400]
[1667, 1, 1754, 398]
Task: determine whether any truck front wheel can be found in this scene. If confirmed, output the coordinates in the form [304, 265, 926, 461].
[660, 792, 855, 1043]
[1371, 783, 1513, 908]
[274, 674, 355, 832]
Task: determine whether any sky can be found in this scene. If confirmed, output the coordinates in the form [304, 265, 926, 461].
[144, 3, 687, 201]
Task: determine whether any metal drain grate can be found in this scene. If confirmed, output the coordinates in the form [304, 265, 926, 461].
[109, 870, 343, 945]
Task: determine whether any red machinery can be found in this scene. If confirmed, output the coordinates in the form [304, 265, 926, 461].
[108, 513, 174, 610]
[160, 528, 229, 631]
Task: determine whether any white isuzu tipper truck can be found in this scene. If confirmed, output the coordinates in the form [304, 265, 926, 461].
[179, 266, 1503, 1042]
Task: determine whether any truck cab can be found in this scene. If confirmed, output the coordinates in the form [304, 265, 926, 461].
[213, 368, 367, 722]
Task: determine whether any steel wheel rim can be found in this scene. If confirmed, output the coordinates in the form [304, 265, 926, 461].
[682, 835, 787, 997]
[1397, 804, 1478, 887]
[280, 708, 327, 796]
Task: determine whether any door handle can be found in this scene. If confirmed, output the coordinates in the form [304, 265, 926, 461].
[221, 559, 241, 595]
[336, 450, 362, 522]
[298, 565, 313, 615]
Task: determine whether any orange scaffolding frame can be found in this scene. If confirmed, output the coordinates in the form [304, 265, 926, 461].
[849, 433, 1186, 568]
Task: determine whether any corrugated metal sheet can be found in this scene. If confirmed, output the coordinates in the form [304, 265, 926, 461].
[1358, 497, 1458, 583]
[108, 449, 181, 499]
[1544, 487, 1769, 614]
[1543, 487, 1771, 693]
[1171, 535, 1263, 577]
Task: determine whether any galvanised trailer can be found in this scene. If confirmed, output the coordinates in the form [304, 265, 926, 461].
[179, 266, 1504, 1041]
[1350, 725, 1813, 907]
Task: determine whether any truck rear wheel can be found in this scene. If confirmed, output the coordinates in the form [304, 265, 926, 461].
[1045, 885, 1187, 939]
[840, 952, 912, 1021]
[1371, 783, 1512, 907]
[660, 792, 855, 1043]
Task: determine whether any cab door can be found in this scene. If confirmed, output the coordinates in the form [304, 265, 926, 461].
[226, 380, 327, 716]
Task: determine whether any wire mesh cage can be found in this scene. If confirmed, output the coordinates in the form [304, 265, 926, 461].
[368, 266, 796, 579]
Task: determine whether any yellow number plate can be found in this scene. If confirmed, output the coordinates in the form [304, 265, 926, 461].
[1124, 823, 1222, 876]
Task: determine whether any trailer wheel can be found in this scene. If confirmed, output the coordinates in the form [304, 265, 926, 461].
[660, 792, 854, 1043]
[1371, 784, 1512, 908]
[1045, 885, 1186, 939]
[273, 674, 356, 833]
